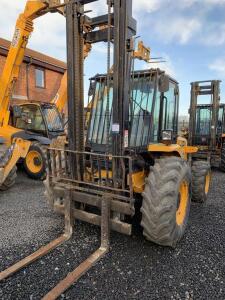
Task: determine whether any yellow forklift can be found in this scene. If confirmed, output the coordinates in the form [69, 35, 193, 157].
[188, 80, 225, 202]
[0, 1, 210, 298]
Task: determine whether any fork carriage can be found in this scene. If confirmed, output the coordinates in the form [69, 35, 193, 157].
[46, 147, 139, 235]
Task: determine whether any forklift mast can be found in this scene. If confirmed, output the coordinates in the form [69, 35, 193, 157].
[189, 80, 221, 151]
[112, 0, 134, 157]
[66, 0, 136, 178]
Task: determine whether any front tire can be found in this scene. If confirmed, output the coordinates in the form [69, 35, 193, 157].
[0, 166, 17, 191]
[23, 142, 47, 180]
[141, 157, 191, 248]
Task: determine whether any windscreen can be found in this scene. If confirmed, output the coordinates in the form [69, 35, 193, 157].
[42, 105, 64, 132]
[195, 107, 211, 136]
[194, 105, 225, 145]
[87, 73, 156, 148]
[15, 105, 46, 132]
[87, 80, 113, 145]
[129, 74, 155, 147]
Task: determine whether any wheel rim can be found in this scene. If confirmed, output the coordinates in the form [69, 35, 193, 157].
[205, 172, 211, 194]
[25, 150, 43, 174]
[176, 180, 189, 226]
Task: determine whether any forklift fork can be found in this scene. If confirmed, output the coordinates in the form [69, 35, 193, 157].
[0, 193, 110, 299]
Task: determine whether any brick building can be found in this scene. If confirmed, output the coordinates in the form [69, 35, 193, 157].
[0, 37, 66, 105]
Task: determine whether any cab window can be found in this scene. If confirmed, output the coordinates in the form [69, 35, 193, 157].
[162, 82, 177, 131]
[15, 105, 46, 132]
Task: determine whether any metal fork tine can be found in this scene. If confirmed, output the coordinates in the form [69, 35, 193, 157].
[0, 236, 67, 281]
[42, 197, 110, 300]
[0, 192, 73, 282]
[42, 247, 107, 300]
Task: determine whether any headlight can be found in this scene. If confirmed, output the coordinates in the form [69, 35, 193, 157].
[161, 130, 173, 144]
[0, 144, 15, 168]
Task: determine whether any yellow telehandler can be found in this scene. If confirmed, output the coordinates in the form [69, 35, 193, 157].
[0, 0, 72, 180]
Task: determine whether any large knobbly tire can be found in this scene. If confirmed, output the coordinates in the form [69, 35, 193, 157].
[192, 160, 211, 203]
[23, 142, 47, 180]
[0, 166, 17, 191]
[141, 157, 191, 248]
[220, 143, 225, 172]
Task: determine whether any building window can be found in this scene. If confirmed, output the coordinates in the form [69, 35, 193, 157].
[35, 68, 45, 88]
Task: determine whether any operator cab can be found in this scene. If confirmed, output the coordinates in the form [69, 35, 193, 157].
[194, 104, 225, 146]
[86, 68, 179, 152]
[11, 102, 64, 139]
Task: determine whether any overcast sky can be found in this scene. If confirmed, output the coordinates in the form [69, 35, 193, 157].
[1, 0, 225, 115]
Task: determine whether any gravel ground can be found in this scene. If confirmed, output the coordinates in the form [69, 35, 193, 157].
[0, 170, 225, 300]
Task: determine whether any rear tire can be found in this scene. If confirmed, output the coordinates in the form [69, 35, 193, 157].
[220, 143, 225, 172]
[23, 142, 47, 180]
[192, 160, 211, 203]
[141, 157, 191, 248]
[0, 166, 17, 191]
